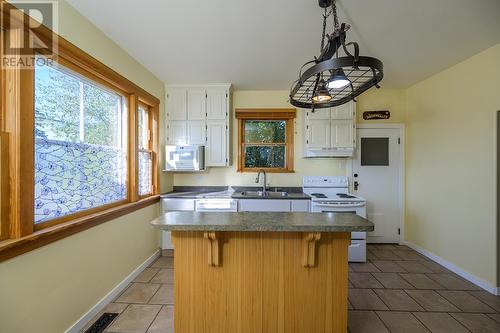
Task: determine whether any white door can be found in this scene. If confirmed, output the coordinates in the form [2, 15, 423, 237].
[352, 126, 402, 243]
[206, 89, 227, 120]
[187, 88, 206, 120]
[206, 120, 227, 166]
[166, 88, 187, 121]
[331, 119, 354, 148]
[187, 120, 206, 145]
[167, 121, 187, 145]
[307, 120, 331, 148]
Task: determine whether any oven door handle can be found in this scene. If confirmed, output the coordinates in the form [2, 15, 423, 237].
[313, 203, 365, 208]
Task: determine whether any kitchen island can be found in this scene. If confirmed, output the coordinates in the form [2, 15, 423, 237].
[151, 212, 374, 333]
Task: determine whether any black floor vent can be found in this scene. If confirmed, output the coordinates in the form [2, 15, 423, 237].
[84, 312, 119, 333]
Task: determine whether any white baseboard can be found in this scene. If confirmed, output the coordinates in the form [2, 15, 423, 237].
[402, 241, 498, 295]
[66, 249, 161, 333]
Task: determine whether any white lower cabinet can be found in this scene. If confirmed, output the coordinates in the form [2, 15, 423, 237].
[238, 199, 310, 212]
[161, 198, 196, 249]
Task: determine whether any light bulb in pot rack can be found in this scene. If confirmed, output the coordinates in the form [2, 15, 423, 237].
[311, 79, 332, 103]
[327, 68, 351, 89]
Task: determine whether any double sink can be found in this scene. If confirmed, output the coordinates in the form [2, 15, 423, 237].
[239, 190, 289, 198]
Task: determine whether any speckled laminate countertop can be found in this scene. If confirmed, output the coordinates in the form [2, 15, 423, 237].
[150, 212, 374, 232]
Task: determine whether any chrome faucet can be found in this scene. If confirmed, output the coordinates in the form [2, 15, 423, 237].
[255, 169, 267, 196]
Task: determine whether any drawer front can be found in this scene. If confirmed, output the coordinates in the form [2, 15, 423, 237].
[161, 198, 195, 212]
[348, 239, 366, 263]
[238, 199, 291, 212]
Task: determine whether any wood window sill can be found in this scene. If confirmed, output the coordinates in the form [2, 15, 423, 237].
[0, 195, 160, 262]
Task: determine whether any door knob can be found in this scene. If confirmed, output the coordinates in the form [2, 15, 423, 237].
[354, 181, 359, 191]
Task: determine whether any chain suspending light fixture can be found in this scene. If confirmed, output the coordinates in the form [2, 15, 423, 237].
[289, 0, 383, 110]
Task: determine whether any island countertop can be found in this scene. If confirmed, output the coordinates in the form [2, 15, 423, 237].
[151, 211, 374, 232]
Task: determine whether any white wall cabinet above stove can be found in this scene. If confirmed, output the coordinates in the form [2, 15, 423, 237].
[303, 101, 356, 157]
[166, 84, 231, 167]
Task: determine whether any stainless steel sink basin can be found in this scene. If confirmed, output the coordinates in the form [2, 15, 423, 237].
[239, 191, 288, 198]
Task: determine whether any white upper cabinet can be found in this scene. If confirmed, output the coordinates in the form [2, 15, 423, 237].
[206, 120, 227, 166]
[331, 102, 355, 119]
[187, 120, 206, 145]
[166, 84, 231, 167]
[206, 89, 227, 120]
[307, 107, 330, 120]
[166, 88, 187, 121]
[303, 101, 356, 156]
[331, 119, 354, 148]
[187, 88, 206, 120]
[307, 119, 331, 148]
[168, 121, 187, 145]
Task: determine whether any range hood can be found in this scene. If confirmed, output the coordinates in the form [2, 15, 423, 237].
[304, 147, 353, 158]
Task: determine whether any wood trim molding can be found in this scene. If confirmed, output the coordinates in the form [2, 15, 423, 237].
[236, 109, 295, 173]
[0, 195, 160, 262]
[235, 108, 296, 120]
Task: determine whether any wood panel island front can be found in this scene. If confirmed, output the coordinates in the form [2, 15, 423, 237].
[151, 212, 374, 333]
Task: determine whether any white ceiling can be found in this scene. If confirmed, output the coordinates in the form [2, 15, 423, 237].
[66, 0, 500, 90]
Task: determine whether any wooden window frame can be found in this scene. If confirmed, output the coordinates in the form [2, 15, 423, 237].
[235, 109, 296, 173]
[0, 2, 161, 261]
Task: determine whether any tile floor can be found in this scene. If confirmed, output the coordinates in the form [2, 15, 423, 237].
[82, 245, 500, 333]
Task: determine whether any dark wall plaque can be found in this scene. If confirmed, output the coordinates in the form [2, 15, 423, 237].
[363, 110, 390, 120]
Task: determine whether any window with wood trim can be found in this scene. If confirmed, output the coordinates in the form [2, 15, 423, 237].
[0, 2, 160, 261]
[236, 109, 295, 173]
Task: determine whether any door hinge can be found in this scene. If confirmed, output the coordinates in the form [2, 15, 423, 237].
[398, 137, 401, 144]
[306, 125, 309, 129]
[306, 139, 309, 144]
[398, 228, 401, 235]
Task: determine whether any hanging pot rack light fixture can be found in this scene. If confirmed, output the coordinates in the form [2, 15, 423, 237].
[289, 0, 383, 110]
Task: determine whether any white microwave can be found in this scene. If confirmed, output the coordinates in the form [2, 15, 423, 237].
[165, 145, 205, 172]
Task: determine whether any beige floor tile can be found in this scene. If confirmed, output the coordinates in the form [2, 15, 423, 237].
[372, 273, 414, 289]
[404, 290, 460, 312]
[438, 290, 496, 313]
[81, 303, 129, 332]
[150, 256, 174, 269]
[392, 250, 426, 261]
[427, 274, 480, 290]
[395, 261, 433, 273]
[451, 313, 500, 333]
[149, 284, 174, 305]
[413, 312, 469, 333]
[350, 262, 381, 273]
[400, 273, 446, 289]
[374, 289, 423, 311]
[115, 283, 160, 304]
[372, 261, 407, 273]
[106, 304, 161, 333]
[369, 250, 402, 260]
[150, 268, 174, 284]
[349, 273, 384, 288]
[146, 305, 174, 333]
[134, 268, 160, 283]
[468, 291, 500, 312]
[376, 311, 430, 333]
[488, 313, 500, 324]
[418, 260, 451, 274]
[348, 311, 389, 333]
[349, 289, 389, 311]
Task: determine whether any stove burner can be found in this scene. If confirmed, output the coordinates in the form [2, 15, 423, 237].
[311, 193, 327, 198]
[337, 193, 356, 198]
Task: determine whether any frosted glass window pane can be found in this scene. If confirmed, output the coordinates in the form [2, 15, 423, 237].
[138, 151, 152, 196]
[34, 61, 127, 224]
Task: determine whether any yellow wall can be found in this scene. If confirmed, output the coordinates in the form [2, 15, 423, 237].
[173, 89, 405, 187]
[0, 1, 172, 332]
[356, 88, 408, 124]
[405, 43, 500, 286]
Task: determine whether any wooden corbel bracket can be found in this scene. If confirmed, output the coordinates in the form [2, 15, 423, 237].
[302, 232, 321, 267]
[203, 232, 221, 266]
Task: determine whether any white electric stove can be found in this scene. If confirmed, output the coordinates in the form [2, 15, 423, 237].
[303, 176, 367, 262]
